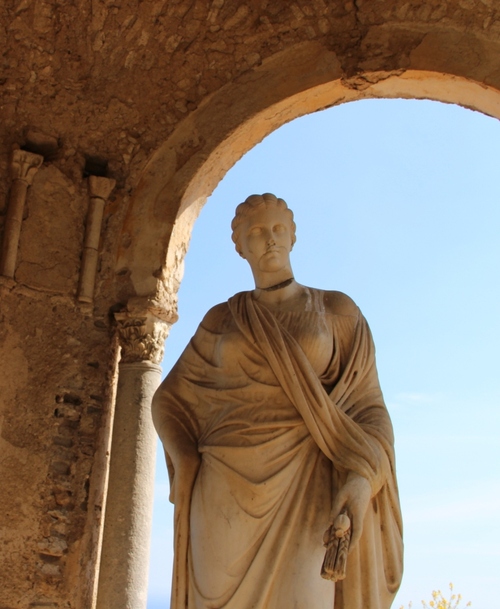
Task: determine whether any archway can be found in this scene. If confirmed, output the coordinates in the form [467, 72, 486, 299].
[3, 3, 500, 609]
[108, 26, 500, 609]
[148, 98, 500, 608]
[115, 35, 500, 314]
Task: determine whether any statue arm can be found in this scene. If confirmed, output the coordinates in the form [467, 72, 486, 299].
[323, 292, 397, 546]
[152, 372, 201, 506]
[152, 302, 232, 504]
[327, 294, 395, 489]
[151, 333, 205, 505]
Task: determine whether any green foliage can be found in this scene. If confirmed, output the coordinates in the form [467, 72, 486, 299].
[400, 583, 471, 609]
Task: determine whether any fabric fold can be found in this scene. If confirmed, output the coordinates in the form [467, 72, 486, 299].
[153, 289, 403, 609]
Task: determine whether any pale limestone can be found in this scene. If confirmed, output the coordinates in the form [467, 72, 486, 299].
[96, 307, 171, 609]
[0, 149, 43, 278]
[0, 2, 499, 606]
[153, 195, 403, 609]
[78, 176, 116, 303]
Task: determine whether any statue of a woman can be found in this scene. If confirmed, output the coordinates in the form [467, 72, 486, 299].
[152, 193, 403, 609]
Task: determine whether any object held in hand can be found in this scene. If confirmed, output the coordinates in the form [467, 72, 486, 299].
[321, 512, 351, 582]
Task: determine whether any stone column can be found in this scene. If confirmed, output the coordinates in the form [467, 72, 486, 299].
[0, 148, 43, 278]
[96, 303, 172, 609]
[78, 176, 116, 303]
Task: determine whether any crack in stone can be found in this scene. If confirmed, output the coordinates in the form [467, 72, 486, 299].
[341, 68, 407, 90]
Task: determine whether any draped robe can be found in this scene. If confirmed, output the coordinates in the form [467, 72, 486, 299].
[152, 288, 403, 609]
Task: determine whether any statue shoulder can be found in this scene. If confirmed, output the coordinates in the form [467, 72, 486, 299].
[199, 301, 233, 333]
[321, 290, 360, 318]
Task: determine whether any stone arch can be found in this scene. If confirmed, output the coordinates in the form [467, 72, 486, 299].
[144, 97, 500, 609]
[116, 31, 500, 318]
[97, 8, 500, 609]
[4, 3, 500, 608]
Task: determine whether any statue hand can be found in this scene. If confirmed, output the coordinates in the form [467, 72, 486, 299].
[328, 472, 371, 552]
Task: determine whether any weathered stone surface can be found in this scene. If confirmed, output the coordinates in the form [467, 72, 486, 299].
[0, 285, 116, 608]
[153, 195, 402, 609]
[0, 1, 499, 607]
[15, 165, 84, 292]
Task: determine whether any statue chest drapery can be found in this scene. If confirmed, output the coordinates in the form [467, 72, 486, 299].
[186, 305, 345, 609]
[152, 289, 402, 609]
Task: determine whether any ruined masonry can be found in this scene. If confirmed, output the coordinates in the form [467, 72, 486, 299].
[1, 1, 500, 608]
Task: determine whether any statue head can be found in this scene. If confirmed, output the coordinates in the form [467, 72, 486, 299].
[231, 193, 297, 258]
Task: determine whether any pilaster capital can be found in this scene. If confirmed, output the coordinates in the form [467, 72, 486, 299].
[115, 298, 176, 364]
[88, 176, 116, 201]
[11, 149, 44, 185]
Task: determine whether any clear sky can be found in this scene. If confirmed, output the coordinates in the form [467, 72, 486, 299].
[147, 98, 500, 609]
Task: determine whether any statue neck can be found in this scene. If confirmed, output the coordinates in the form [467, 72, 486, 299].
[252, 278, 302, 307]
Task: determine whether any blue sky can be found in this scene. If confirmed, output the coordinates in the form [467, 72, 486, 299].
[148, 99, 500, 608]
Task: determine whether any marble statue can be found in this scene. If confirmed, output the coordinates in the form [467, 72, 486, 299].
[152, 193, 403, 609]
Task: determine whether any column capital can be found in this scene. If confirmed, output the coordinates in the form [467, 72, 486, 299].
[115, 308, 171, 365]
[88, 176, 116, 201]
[11, 149, 44, 185]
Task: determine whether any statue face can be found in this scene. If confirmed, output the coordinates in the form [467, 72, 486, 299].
[238, 206, 293, 274]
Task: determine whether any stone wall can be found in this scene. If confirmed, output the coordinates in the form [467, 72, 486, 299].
[0, 152, 121, 607]
[1, 1, 500, 607]
[0, 283, 117, 607]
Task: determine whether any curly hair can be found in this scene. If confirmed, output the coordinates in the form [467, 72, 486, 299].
[231, 193, 296, 256]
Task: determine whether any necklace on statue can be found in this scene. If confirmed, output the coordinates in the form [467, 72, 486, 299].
[258, 277, 294, 292]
